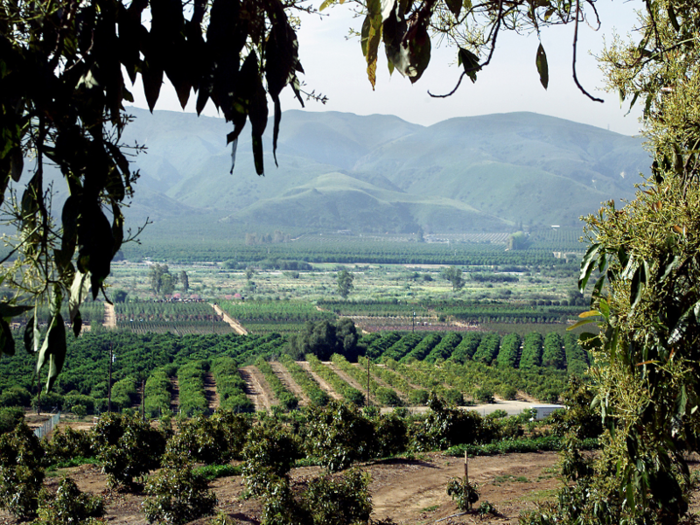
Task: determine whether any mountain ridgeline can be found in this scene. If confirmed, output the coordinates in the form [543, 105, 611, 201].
[117, 108, 649, 235]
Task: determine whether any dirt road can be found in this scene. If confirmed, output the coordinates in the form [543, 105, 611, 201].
[269, 361, 309, 406]
[210, 303, 248, 335]
[297, 361, 344, 401]
[103, 302, 116, 329]
[239, 366, 273, 412]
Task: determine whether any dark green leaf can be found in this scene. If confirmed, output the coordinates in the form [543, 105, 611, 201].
[445, 0, 461, 17]
[668, 3, 680, 31]
[535, 43, 548, 89]
[72, 311, 82, 338]
[24, 313, 39, 354]
[10, 147, 23, 183]
[458, 47, 480, 83]
[46, 314, 67, 392]
[578, 243, 600, 292]
[0, 319, 14, 357]
[0, 303, 33, 318]
[630, 264, 646, 309]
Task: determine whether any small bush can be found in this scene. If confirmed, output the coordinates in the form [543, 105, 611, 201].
[475, 387, 495, 404]
[163, 410, 250, 466]
[446, 477, 479, 511]
[374, 413, 409, 458]
[143, 466, 217, 525]
[0, 422, 45, 518]
[44, 427, 93, 464]
[303, 402, 374, 472]
[35, 476, 104, 525]
[444, 388, 465, 406]
[408, 389, 429, 405]
[0, 406, 24, 434]
[242, 419, 302, 496]
[376, 388, 402, 407]
[302, 469, 372, 525]
[92, 413, 166, 490]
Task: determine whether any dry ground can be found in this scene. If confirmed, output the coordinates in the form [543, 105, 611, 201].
[0, 451, 563, 525]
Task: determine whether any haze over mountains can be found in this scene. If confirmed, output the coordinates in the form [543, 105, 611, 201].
[116, 108, 650, 234]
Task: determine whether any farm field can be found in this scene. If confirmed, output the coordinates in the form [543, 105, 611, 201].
[4, 448, 563, 525]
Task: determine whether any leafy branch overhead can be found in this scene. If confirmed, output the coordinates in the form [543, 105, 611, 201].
[326, 0, 598, 97]
[0, 0, 306, 389]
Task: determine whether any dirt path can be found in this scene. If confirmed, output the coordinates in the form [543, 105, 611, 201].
[239, 366, 274, 412]
[169, 378, 179, 413]
[269, 361, 309, 406]
[103, 302, 116, 329]
[297, 361, 343, 401]
[0, 450, 565, 525]
[203, 372, 219, 412]
[368, 451, 561, 524]
[326, 361, 378, 405]
[210, 303, 248, 335]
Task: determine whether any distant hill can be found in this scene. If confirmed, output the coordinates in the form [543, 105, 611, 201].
[113, 108, 649, 234]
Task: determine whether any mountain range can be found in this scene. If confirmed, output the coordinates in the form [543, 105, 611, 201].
[87, 108, 652, 235]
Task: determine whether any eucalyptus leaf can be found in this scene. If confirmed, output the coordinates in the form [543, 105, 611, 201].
[535, 43, 549, 89]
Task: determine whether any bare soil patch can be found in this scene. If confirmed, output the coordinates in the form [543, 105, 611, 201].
[203, 372, 220, 411]
[170, 378, 180, 413]
[0, 451, 563, 525]
[269, 361, 309, 406]
[297, 361, 343, 401]
[239, 366, 274, 412]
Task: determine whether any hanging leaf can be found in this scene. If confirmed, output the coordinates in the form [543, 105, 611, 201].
[445, 0, 461, 18]
[458, 48, 481, 83]
[578, 243, 601, 292]
[45, 314, 67, 392]
[363, 0, 383, 89]
[536, 43, 549, 89]
[229, 137, 238, 174]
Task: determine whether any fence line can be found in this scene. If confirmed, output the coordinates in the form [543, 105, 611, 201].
[33, 412, 60, 439]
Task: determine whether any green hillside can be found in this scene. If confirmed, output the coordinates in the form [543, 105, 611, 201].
[112, 108, 649, 235]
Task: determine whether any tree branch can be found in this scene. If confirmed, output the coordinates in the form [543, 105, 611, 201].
[573, 0, 604, 103]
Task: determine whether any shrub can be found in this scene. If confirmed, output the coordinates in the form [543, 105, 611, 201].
[446, 477, 479, 511]
[411, 394, 494, 451]
[143, 466, 217, 525]
[44, 427, 93, 464]
[35, 476, 104, 525]
[302, 469, 372, 525]
[444, 388, 465, 406]
[475, 387, 495, 404]
[0, 386, 31, 407]
[408, 389, 429, 405]
[303, 401, 374, 472]
[376, 387, 402, 407]
[498, 385, 518, 400]
[92, 413, 166, 490]
[374, 413, 409, 458]
[0, 422, 45, 518]
[164, 410, 250, 466]
[242, 419, 302, 496]
[0, 406, 24, 434]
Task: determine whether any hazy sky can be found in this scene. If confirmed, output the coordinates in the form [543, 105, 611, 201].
[129, 0, 645, 136]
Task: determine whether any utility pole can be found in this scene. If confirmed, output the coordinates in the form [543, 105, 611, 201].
[412, 311, 416, 333]
[141, 378, 146, 421]
[108, 342, 113, 413]
[366, 356, 371, 407]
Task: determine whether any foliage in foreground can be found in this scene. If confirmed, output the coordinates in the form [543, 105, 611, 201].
[143, 466, 217, 525]
[35, 476, 104, 525]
